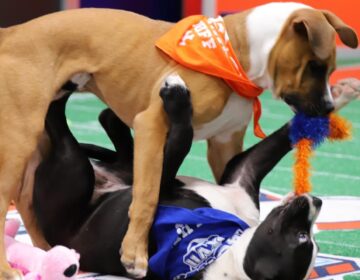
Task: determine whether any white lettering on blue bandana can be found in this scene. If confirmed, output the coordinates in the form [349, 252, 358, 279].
[149, 206, 250, 280]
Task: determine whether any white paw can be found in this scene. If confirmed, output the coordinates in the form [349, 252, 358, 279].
[120, 247, 148, 279]
[162, 74, 186, 88]
[126, 267, 147, 279]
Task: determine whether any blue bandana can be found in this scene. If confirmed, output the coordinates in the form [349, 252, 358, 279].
[149, 205, 250, 280]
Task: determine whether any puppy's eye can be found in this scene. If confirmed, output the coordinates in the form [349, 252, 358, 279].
[298, 232, 309, 243]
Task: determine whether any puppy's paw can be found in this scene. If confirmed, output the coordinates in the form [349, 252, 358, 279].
[120, 237, 148, 279]
[332, 78, 360, 111]
[162, 74, 187, 89]
[0, 267, 23, 280]
[160, 74, 192, 124]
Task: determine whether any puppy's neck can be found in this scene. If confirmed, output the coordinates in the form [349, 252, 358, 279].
[225, 3, 310, 89]
[203, 227, 257, 280]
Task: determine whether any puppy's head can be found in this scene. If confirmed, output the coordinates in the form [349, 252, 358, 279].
[269, 9, 358, 116]
[243, 193, 322, 280]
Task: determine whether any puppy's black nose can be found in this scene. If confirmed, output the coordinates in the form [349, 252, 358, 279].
[312, 196, 322, 209]
[64, 264, 78, 277]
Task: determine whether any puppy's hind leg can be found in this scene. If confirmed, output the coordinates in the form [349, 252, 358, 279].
[80, 108, 135, 167]
[99, 108, 134, 170]
[34, 92, 95, 244]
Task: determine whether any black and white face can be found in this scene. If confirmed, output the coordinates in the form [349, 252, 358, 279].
[243, 194, 322, 280]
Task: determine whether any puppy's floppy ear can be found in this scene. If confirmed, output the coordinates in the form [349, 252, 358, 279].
[254, 258, 279, 280]
[321, 10, 358, 49]
[292, 9, 335, 60]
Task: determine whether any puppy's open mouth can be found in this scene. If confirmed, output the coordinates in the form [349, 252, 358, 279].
[282, 95, 335, 117]
[282, 95, 300, 114]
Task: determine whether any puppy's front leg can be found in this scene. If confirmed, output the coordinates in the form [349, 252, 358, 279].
[121, 100, 168, 278]
[207, 128, 247, 183]
[16, 146, 50, 250]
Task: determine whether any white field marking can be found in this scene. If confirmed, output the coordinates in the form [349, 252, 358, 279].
[339, 105, 360, 115]
[69, 122, 105, 133]
[246, 2, 311, 88]
[317, 198, 360, 223]
[69, 93, 97, 101]
[188, 149, 360, 165]
[353, 122, 360, 128]
[264, 97, 360, 115]
[261, 196, 360, 224]
[274, 166, 360, 181]
[262, 112, 290, 120]
[316, 151, 360, 161]
[69, 104, 102, 113]
[317, 240, 360, 249]
[188, 155, 207, 162]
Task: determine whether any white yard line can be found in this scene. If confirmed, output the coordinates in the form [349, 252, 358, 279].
[275, 166, 360, 181]
[69, 104, 102, 113]
[317, 240, 360, 250]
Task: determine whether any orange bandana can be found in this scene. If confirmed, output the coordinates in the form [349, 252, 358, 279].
[156, 15, 265, 138]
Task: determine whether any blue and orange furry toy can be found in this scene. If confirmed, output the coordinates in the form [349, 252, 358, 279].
[289, 113, 351, 194]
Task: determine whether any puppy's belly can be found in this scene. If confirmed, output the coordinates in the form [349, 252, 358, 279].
[193, 94, 253, 142]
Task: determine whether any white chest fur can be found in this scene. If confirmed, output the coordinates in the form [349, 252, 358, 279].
[180, 176, 259, 227]
[193, 94, 253, 142]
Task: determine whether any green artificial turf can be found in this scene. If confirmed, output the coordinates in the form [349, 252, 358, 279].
[66, 90, 360, 261]
[65, 59, 360, 268]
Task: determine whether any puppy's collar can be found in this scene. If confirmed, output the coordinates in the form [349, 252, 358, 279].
[156, 15, 265, 138]
[149, 205, 250, 279]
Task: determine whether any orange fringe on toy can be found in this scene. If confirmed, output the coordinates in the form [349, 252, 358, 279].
[328, 113, 352, 141]
[294, 139, 313, 195]
[294, 113, 351, 195]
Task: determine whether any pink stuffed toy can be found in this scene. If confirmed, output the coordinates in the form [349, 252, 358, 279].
[4, 219, 83, 280]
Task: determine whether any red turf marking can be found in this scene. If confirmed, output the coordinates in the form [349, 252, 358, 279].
[309, 269, 319, 279]
[330, 67, 360, 84]
[326, 263, 355, 274]
[317, 221, 360, 230]
[183, 0, 202, 16]
[264, 193, 281, 201]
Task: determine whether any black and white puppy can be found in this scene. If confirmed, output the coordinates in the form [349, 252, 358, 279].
[33, 75, 322, 280]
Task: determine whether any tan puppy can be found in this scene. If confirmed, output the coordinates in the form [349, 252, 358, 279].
[0, 2, 357, 278]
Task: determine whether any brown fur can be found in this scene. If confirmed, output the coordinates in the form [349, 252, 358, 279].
[268, 8, 357, 116]
[0, 7, 356, 278]
[207, 129, 247, 182]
